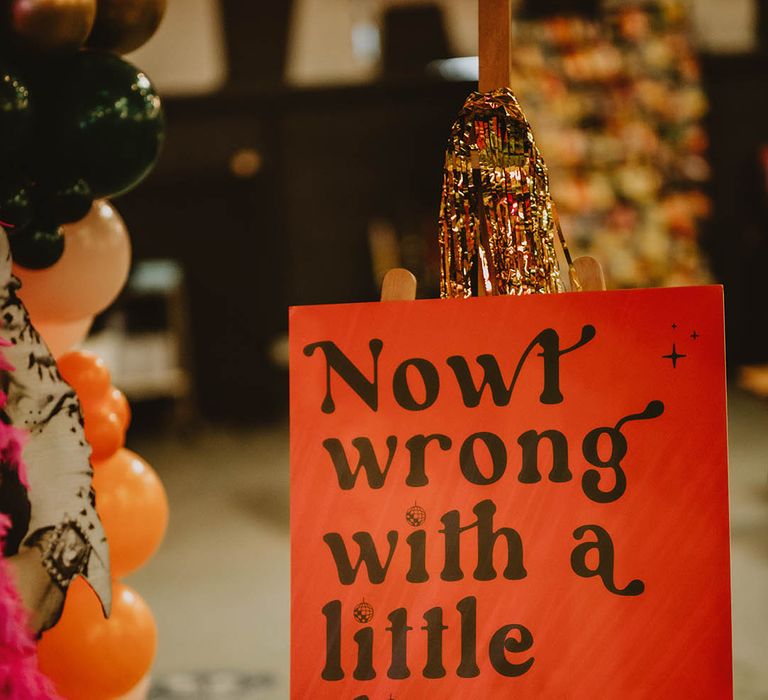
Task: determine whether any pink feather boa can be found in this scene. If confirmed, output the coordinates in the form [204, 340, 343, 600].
[0, 337, 60, 699]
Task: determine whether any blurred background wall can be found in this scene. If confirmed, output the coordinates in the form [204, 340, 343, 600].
[104, 0, 768, 426]
[81, 4, 768, 697]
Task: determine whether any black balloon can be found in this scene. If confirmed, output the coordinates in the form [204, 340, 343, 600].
[0, 178, 35, 229]
[41, 177, 93, 224]
[45, 51, 164, 198]
[0, 60, 33, 158]
[9, 222, 64, 269]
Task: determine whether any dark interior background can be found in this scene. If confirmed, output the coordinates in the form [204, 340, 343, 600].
[115, 0, 768, 424]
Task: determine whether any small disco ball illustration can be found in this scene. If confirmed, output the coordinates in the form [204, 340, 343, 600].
[353, 599, 374, 624]
[405, 504, 426, 527]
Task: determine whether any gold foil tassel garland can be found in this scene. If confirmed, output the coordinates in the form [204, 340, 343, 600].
[439, 88, 565, 298]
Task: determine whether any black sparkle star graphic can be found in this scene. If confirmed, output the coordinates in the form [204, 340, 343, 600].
[671, 322, 678, 330]
[691, 330, 700, 340]
[663, 343, 687, 368]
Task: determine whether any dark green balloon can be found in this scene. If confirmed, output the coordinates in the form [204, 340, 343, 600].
[0, 59, 33, 158]
[9, 222, 64, 269]
[47, 50, 164, 198]
[40, 177, 93, 224]
[0, 178, 35, 229]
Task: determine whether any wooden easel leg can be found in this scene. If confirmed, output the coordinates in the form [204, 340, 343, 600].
[572, 256, 607, 292]
[380, 268, 417, 301]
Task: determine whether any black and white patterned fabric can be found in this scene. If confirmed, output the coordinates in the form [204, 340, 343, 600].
[0, 229, 110, 626]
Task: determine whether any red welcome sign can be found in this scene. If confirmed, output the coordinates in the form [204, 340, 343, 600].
[290, 286, 731, 699]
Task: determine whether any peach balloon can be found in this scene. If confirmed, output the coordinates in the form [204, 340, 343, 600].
[14, 200, 131, 323]
[34, 315, 94, 357]
[37, 578, 157, 700]
[93, 449, 168, 577]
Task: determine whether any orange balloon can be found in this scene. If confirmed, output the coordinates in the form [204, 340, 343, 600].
[58, 350, 111, 403]
[35, 315, 94, 358]
[93, 449, 168, 577]
[106, 386, 131, 431]
[37, 578, 157, 700]
[83, 400, 125, 461]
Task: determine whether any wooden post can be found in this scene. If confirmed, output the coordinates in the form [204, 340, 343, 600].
[478, 0, 513, 91]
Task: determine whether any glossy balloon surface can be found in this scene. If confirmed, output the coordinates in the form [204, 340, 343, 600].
[83, 399, 124, 461]
[37, 578, 157, 700]
[0, 178, 35, 229]
[46, 51, 164, 198]
[13, 200, 131, 322]
[58, 350, 124, 459]
[93, 448, 168, 577]
[57, 350, 111, 401]
[9, 222, 64, 269]
[43, 176, 93, 223]
[8, 0, 97, 52]
[106, 386, 131, 430]
[35, 315, 93, 357]
[87, 0, 167, 54]
[0, 61, 33, 158]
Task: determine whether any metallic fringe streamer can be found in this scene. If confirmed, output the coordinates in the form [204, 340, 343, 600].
[439, 88, 564, 298]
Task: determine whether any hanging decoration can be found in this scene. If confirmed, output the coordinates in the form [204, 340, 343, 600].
[439, 88, 565, 298]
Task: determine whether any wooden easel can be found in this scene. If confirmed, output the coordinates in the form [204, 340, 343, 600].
[381, 0, 606, 303]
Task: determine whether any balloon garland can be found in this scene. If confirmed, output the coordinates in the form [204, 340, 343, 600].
[38, 352, 168, 699]
[14, 200, 131, 323]
[0, 2, 164, 269]
[0, 2, 168, 698]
